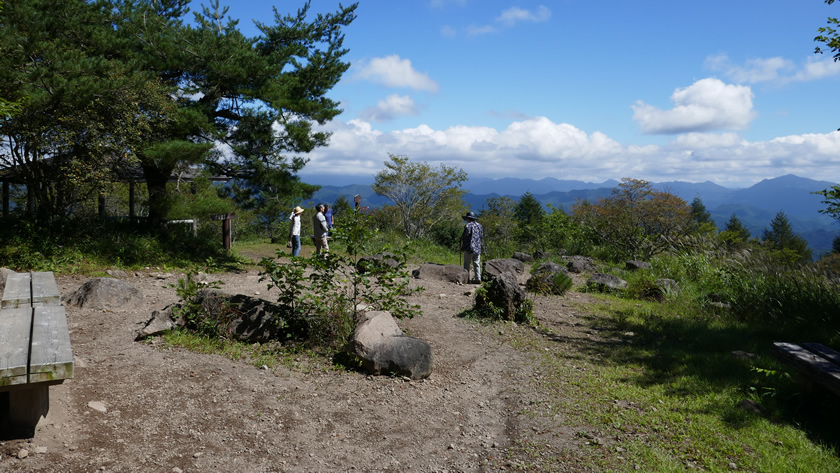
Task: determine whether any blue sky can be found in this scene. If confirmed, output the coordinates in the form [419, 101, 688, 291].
[193, 0, 840, 188]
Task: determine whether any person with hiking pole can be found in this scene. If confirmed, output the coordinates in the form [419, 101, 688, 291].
[460, 211, 483, 283]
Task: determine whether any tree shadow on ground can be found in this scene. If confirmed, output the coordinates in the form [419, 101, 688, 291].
[537, 306, 840, 454]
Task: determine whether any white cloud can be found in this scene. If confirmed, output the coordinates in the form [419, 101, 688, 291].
[466, 24, 497, 36]
[497, 6, 551, 25]
[352, 55, 440, 93]
[358, 94, 419, 122]
[705, 53, 840, 84]
[301, 117, 840, 188]
[669, 132, 746, 149]
[440, 25, 457, 37]
[465, 5, 551, 36]
[790, 56, 840, 82]
[632, 78, 756, 134]
[704, 54, 793, 83]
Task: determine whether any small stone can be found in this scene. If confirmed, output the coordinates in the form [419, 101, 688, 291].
[88, 401, 107, 413]
[193, 452, 203, 458]
[173, 468, 184, 473]
[17, 449, 28, 459]
[34, 446, 48, 454]
[729, 462, 737, 470]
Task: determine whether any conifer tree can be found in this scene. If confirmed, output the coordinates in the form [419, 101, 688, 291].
[724, 213, 751, 241]
[762, 211, 812, 261]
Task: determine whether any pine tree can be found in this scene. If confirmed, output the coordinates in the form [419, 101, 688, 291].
[724, 213, 751, 241]
[762, 211, 812, 261]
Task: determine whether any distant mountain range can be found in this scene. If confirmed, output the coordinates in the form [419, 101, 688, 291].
[309, 174, 840, 256]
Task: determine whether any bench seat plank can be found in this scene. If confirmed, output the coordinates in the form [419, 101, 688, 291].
[0, 307, 32, 387]
[773, 342, 840, 397]
[29, 306, 74, 383]
[30, 271, 60, 307]
[1, 273, 30, 309]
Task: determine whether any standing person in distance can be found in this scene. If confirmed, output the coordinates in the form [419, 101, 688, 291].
[289, 206, 305, 257]
[460, 211, 483, 283]
[312, 203, 330, 255]
[324, 203, 334, 232]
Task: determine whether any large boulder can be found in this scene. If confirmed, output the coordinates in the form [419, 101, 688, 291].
[484, 259, 525, 280]
[564, 256, 597, 273]
[195, 290, 307, 343]
[476, 271, 529, 323]
[64, 277, 143, 312]
[412, 263, 468, 284]
[349, 311, 433, 379]
[625, 260, 650, 271]
[586, 273, 627, 292]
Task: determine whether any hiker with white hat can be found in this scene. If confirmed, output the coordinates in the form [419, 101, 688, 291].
[289, 206, 305, 257]
[460, 211, 483, 283]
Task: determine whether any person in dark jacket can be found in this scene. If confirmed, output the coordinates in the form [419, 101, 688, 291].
[460, 211, 483, 283]
[312, 204, 329, 255]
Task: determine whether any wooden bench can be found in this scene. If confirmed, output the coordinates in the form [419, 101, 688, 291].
[772, 342, 840, 397]
[1, 271, 73, 434]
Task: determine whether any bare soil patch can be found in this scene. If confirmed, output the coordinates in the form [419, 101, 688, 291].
[1, 261, 606, 472]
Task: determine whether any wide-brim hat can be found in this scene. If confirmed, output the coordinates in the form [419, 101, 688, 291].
[463, 211, 477, 220]
[293, 206, 305, 215]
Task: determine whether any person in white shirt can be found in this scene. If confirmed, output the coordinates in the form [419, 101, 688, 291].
[289, 206, 304, 257]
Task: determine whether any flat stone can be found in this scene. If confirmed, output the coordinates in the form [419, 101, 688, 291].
[88, 401, 107, 413]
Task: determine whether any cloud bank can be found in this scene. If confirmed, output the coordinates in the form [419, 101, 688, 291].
[302, 116, 840, 188]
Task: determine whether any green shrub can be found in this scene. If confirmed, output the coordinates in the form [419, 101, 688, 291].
[525, 270, 573, 296]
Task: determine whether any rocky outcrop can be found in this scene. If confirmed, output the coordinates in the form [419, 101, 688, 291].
[476, 272, 529, 323]
[195, 290, 307, 343]
[484, 259, 525, 280]
[586, 273, 627, 292]
[412, 264, 468, 284]
[564, 256, 597, 273]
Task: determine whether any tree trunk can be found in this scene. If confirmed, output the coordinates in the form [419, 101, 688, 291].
[141, 163, 172, 231]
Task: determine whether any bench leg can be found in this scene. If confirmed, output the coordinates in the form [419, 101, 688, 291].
[7, 386, 49, 433]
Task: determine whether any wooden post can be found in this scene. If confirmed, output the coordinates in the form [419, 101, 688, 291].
[223, 217, 231, 250]
[212, 213, 236, 250]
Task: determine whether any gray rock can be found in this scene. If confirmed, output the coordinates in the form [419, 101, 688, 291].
[484, 259, 525, 280]
[512, 252, 534, 263]
[357, 252, 401, 274]
[63, 278, 143, 312]
[565, 256, 596, 273]
[412, 263, 468, 284]
[135, 307, 183, 340]
[586, 273, 627, 292]
[476, 272, 529, 323]
[349, 311, 433, 379]
[195, 290, 307, 343]
[736, 399, 764, 416]
[731, 350, 758, 361]
[105, 269, 129, 278]
[625, 260, 650, 271]
[655, 278, 679, 295]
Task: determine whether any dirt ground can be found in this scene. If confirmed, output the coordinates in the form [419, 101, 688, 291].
[0, 257, 605, 473]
